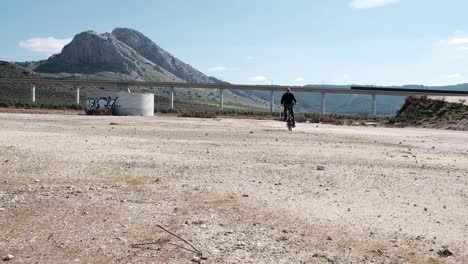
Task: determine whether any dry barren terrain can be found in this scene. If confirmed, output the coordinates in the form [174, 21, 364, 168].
[0, 113, 467, 263]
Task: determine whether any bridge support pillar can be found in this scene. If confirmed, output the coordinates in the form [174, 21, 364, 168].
[171, 87, 174, 109]
[270, 90, 274, 112]
[31, 84, 36, 103]
[219, 89, 224, 110]
[320, 92, 326, 114]
[75, 85, 80, 105]
[371, 94, 377, 116]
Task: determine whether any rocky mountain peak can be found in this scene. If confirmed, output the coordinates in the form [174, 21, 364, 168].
[31, 28, 218, 83]
[112, 28, 220, 84]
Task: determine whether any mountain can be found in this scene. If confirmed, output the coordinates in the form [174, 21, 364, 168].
[112, 28, 218, 84]
[33, 30, 182, 82]
[28, 28, 222, 86]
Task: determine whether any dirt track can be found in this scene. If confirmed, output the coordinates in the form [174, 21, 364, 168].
[0, 113, 467, 263]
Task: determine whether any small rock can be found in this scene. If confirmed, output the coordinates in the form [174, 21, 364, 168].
[191, 256, 201, 263]
[326, 236, 333, 241]
[437, 248, 453, 257]
[424, 207, 428, 212]
[33, 179, 40, 182]
[249, 131, 253, 134]
[316, 165, 325, 171]
[242, 194, 249, 197]
[2, 254, 13, 261]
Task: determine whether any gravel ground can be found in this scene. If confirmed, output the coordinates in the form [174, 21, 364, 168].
[0, 113, 467, 263]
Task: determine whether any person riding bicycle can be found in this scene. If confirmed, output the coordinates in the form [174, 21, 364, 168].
[280, 87, 297, 127]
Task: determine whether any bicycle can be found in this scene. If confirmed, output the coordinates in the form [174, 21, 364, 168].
[284, 104, 295, 131]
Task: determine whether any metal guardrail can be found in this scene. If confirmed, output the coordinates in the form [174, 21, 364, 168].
[1, 78, 467, 115]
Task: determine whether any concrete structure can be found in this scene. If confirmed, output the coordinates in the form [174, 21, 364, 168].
[85, 91, 154, 116]
[75, 85, 80, 105]
[1, 78, 468, 116]
[31, 84, 35, 103]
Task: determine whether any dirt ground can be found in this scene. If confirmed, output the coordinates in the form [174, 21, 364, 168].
[0, 113, 467, 264]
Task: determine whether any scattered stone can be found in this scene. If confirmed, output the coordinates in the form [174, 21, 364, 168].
[326, 236, 333, 241]
[242, 194, 249, 197]
[249, 131, 254, 134]
[316, 165, 325, 171]
[191, 256, 201, 263]
[33, 179, 40, 182]
[2, 254, 13, 261]
[424, 207, 428, 212]
[437, 248, 453, 257]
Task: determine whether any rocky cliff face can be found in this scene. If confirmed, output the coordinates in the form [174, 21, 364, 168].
[32, 29, 219, 83]
[35, 31, 183, 81]
[112, 28, 219, 83]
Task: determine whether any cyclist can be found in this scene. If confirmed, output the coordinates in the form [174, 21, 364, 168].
[280, 87, 297, 127]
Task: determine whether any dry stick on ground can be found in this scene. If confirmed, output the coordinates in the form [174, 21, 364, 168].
[130, 225, 204, 258]
[155, 224, 203, 257]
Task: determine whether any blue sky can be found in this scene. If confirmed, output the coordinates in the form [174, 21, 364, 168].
[2, 0, 468, 86]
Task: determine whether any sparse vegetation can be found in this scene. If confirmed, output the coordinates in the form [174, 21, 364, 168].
[387, 96, 468, 129]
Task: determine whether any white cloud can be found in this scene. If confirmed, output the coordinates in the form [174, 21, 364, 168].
[248, 75, 268, 82]
[207, 66, 228, 72]
[448, 37, 468, 45]
[350, 0, 400, 9]
[19, 37, 72, 54]
[447, 73, 463, 79]
[456, 46, 468, 51]
[294, 77, 305, 83]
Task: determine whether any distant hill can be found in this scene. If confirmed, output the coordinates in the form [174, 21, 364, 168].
[0, 61, 40, 78]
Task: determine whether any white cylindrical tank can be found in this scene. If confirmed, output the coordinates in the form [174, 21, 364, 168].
[85, 92, 154, 116]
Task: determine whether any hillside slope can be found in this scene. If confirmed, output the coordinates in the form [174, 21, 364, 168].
[388, 96, 468, 130]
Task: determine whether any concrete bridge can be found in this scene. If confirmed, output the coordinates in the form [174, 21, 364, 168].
[1, 78, 468, 115]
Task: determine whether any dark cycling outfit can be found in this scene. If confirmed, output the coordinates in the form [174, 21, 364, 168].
[280, 92, 297, 126]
